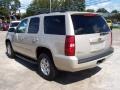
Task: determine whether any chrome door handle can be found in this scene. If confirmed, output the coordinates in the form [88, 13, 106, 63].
[32, 38, 38, 43]
[20, 38, 24, 40]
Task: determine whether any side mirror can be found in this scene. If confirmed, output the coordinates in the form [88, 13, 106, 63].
[8, 28, 16, 32]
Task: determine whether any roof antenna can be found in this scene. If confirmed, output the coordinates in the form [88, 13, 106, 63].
[50, 0, 52, 13]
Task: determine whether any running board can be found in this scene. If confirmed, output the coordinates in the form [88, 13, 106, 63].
[16, 54, 37, 64]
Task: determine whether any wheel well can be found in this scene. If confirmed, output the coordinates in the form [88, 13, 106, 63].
[36, 47, 53, 59]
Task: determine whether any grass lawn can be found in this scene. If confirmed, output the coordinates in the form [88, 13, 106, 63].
[113, 27, 120, 29]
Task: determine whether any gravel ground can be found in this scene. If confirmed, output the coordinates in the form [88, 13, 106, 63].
[0, 29, 120, 90]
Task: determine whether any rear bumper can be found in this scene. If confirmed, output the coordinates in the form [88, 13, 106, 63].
[54, 47, 114, 72]
[78, 47, 114, 64]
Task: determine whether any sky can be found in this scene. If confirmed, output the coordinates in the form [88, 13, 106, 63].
[19, 0, 33, 13]
[19, 0, 120, 13]
[86, 0, 120, 12]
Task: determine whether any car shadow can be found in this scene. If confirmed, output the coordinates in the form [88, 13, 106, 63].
[54, 67, 101, 85]
[13, 55, 101, 85]
[14, 56, 38, 71]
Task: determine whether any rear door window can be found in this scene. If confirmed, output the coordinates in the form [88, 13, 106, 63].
[71, 15, 110, 35]
[28, 17, 40, 33]
[44, 15, 65, 35]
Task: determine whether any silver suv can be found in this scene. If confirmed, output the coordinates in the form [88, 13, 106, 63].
[6, 12, 114, 80]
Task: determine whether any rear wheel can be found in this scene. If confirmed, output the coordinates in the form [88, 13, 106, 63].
[6, 42, 15, 58]
[37, 53, 57, 81]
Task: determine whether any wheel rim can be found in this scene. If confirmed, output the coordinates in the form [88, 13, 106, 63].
[40, 57, 50, 76]
[7, 44, 12, 56]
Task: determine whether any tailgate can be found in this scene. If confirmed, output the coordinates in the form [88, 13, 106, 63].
[75, 32, 111, 57]
[71, 14, 111, 58]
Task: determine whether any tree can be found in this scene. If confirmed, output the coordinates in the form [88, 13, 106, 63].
[108, 13, 120, 22]
[63, 0, 85, 11]
[26, 0, 51, 16]
[111, 10, 119, 13]
[10, 0, 21, 14]
[0, 7, 9, 16]
[86, 9, 95, 12]
[0, 0, 20, 15]
[96, 8, 109, 13]
[26, 0, 85, 16]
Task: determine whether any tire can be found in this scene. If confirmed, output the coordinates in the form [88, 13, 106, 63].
[6, 42, 15, 58]
[37, 53, 57, 81]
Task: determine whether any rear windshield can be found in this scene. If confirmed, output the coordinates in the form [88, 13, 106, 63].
[10, 22, 19, 27]
[71, 15, 110, 35]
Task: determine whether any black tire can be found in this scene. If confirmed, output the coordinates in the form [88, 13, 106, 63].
[37, 53, 57, 81]
[6, 42, 15, 58]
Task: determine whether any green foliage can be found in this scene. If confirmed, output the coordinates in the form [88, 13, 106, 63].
[86, 9, 95, 12]
[108, 13, 120, 22]
[26, 0, 85, 16]
[111, 10, 119, 13]
[96, 8, 109, 13]
[0, 0, 20, 15]
[0, 7, 9, 16]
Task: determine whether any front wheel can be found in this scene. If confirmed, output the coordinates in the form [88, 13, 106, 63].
[6, 42, 15, 58]
[37, 53, 57, 81]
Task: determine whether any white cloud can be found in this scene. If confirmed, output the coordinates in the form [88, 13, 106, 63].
[86, 1, 120, 12]
[19, 0, 33, 13]
[16, 9, 26, 13]
[19, 0, 33, 5]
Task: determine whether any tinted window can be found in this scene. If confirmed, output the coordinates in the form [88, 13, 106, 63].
[28, 17, 40, 33]
[16, 19, 28, 33]
[10, 22, 19, 27]
[71, 15, 110, 35]
[44, 15, 65, 35]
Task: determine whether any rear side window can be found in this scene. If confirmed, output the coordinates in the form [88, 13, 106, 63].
[71, 15, 110, 35]
[44, 15, 65, 35]
[28, 17, 40, 33]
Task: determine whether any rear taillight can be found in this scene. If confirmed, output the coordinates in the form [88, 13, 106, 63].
[83, 13, 97, 16]
[65, 36, 75, 56]
[110, 32, 112, 46]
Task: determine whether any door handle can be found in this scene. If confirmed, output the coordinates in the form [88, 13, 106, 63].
[20, 37, 24, 41]
[90, 38, 105, 44]
[32, 38, 38, 43]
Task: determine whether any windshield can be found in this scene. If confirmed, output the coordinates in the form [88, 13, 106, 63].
[71, 15, 110, 35]
[10, 22, 19, 27]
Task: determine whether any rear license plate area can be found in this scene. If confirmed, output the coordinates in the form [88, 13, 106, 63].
[91, 42, 105, 52]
